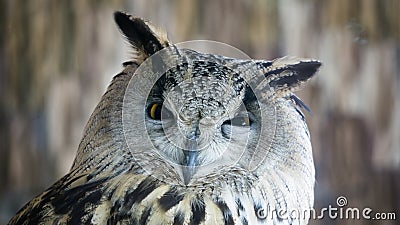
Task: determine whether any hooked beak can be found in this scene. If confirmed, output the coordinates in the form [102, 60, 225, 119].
[182, 126, 200, 185]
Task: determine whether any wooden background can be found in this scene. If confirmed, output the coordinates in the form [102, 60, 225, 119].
[1, 0, 399, 224]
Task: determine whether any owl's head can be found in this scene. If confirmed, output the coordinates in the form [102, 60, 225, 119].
[115, 12, 320, 185]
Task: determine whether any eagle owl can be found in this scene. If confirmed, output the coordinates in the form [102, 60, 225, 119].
[8, 12, 320, 225]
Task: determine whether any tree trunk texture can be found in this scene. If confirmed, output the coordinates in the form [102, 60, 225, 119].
[0, 0, 399, 224]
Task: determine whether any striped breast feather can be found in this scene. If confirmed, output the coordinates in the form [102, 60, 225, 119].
[98, 173, 273, 225]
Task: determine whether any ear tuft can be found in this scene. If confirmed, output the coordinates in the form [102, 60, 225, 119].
[261, 57, 321, 97]
[114, 11, 170, 62]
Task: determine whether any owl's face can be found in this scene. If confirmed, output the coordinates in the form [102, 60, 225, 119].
[142, 49, 262, 183]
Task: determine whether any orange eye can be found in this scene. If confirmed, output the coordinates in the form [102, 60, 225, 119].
[148, 103, 162, 120]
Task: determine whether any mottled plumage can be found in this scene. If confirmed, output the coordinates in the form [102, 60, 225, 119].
[8, 11, 321, 225]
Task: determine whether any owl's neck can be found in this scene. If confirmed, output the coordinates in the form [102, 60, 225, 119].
[71, 65, 137, 173]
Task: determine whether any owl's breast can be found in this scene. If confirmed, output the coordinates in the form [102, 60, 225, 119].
[84, 165, 312, 225]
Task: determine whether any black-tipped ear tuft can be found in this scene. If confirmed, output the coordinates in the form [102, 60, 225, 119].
[114, 11, 170, 60]
[269, 60, 321, 87]
[260, 57, 321, 97]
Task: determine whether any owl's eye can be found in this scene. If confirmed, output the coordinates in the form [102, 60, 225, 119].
[223, 115, 251, 127]
[147, 103, 173, 120]
[231, 116, 251, 127]
[148, 103, 162, 120]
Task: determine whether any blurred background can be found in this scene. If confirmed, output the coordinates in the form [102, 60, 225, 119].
[0, 0, 399, 224]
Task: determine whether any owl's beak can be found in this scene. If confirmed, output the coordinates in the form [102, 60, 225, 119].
[182, 141, 197, 185]
[182, 126, 200, 185]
